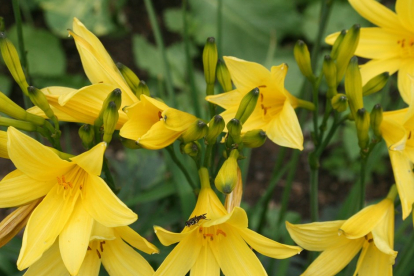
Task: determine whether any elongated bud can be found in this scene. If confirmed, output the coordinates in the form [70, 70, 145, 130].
[203, 37, 218, 85]
[0, 131, 8, 159]
[227, 118, 242, 139]
[323, 55, 337, 98]
[96, 88, 122, 127]
[363, 72, 389, 96]
[331, 93, 348, 112]
[345, 56, 363, 117]
[182, 141, 201, 157]
[27, 86, 55, 119]
[103, 101, 119, 143]
[215, 149, 239, 194]
[78, 124, 95, 149]
[117, 62, 140, 93]
[0, 91, 44, 125]
[330, 29, 346, 60]
[235, 87, 260, 124]
[370, 104, 383, 138]
[181, 120, 208, 143]
[0, 116, 37, 132]
[120, 137, 142, 149]
[206, 115, 225, 145]
[0, 33, 29, 95]
[355, 108, 370, 150]
[294, 40, 314, 82]
[224, 166, 243, 212]
[216, 59, 232, 92]
[336, 25, 360, 82]
[242, 129, 267, 148]
[136, 80, 150, 99]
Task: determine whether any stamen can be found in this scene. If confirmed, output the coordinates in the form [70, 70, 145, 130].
[216, 229, 226, 237]
[203, 234, 214, 241]
[158, 111, 162, 120]
[100, 241, 105, 252]
[96, 249, 101, 259]
[199, 226, 203, 233]
[87, 246, 91, 251]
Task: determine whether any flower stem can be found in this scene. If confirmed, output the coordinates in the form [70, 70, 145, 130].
[198, 167, 210, 189]
[166, 145, 197, 190]
[206, 83, 216, 119]
[358, 156, 367, 210]
[103, 157, 118, 194]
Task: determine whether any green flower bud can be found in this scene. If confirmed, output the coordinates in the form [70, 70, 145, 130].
[120, 137, 142, 149]
[182, 141, 201, 157]
[336, 25, 360, 82]
[330, 29, 346, 60]
[205, 115, 225, 145]
[0, 91, 44, 125]
[96, 88, 122, 127]
[242, 129, 267, 148]
[355, 108, 370, 150]
[181, 120, 208, 143]
[216, 59, 232, 92]
[117, 62, 140, 93]
[215, 149, 239, 194]
[103, 101, 119, 144]
[363, 72, 389, 96]
[370, 104, 383, 138]
[331, 93, 348, 113]
[235, 87, 260, 124]
[323, 55, 337, 98]
[227, 118, 242, 140]
[0, 116, 37, 132]
[0, 32, 29, 95]
[78, 124, 95, 149]
[345, 56, 363, 117]
[202, 37, 218, 85]
[136, 80, 150, 99]
[27, 86, 55, 119]
[294, 40, 314, 82]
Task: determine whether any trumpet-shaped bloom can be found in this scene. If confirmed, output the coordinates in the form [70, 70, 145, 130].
[0, 130, 8, 158]
[153, 168, 302, 276]
[206, 57, 305, 150]
[286, 188, 397, 276]
[0, 127, 137, 273]
[27, 18, 138, 127]
[24, 222, 158, 276]
[326, 0, 414, 103]
[120, 95, 198, 149]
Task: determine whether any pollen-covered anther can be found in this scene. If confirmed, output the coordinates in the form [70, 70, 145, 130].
[96, 249, 101, 259]
[87, 246, 92, 251]
[216, 229, 226, 237]
[57, 175, 73, 190]
[203, 233, 214, 240]
[100, 241, 106, 252]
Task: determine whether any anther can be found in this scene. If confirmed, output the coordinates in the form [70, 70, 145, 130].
[216, 229, 226, 237]
[96, 249, 101, 259]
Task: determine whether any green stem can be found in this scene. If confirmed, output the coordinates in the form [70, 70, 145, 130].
[311, 78, 321, 141]
[203, 143, 214, 168]
[395, 229, 414, 276]
[143, 0, 176, 107]
[310, 167, 319, 222]
[315, 113, 347, 158]
[206, 83, 216, 118]
[318, 98, 332, 143]
[358, 156, 367, 210]
[103, 157, 118, 194]
[166, 145, 197, 190]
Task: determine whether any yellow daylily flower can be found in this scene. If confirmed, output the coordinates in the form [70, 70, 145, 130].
[27, 18, 138, 127]
[0, 127, 137, 273]
[206, 56, 308, 150]
[286, 186, 398, 276]
[24, 222, 158, 276]
[120, 94, 198, 149]
[154, 167, 302, 276]
[326, 0, 414, 103]
[0, 130, 8, 159]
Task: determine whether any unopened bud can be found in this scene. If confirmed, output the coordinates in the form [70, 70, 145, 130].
[363, 72, 389, 96]
[227, 118, 242, 140]
[182, 141, 201, 157]
[96, 88, 122, 127]
[215, 149, 239, 194]
[103, 101, 119, 143]
[78, 124, 95, 149]
[216, 59, 232, 92]
[28, 86, 54, 119]
[336, 25, 360, 82]
[136, 80, 150, 99]
[205, 115, 225, 144]
[355, 108, 370, 150]
[120, 137, 142, 149]
[323, 55, 337, 98]
[345, 56, 363, 117]
[242, 129, 267, 148]
[370, 104, 383, 138]
[235, 87, 260, 124]
[294, 40, 314, 82]
[0, 116, 37, 132]
[181, 120, 208, 143]
[202, 37, 218, 85]
[0, 91, 44, 125]
[117, 62, 140, 93]
[330, 29, 346, 60]
[224, 166, 243, 212]
[331, 93, 348, 112]
[0, 131, 8, 159]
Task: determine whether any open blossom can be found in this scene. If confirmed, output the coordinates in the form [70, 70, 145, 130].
[153, 167, 302, 276]
[326, 0, 414, 103]
[0, 127, 136, 274]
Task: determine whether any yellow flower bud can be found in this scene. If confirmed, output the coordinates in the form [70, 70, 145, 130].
[345, 56, 363, 117]
[78, 124, 95, 149]
[336, 25, 360, 82]
[116, 62, 140, 93]
[363, 72, 389, 96]
[103, 101, 119, 143]
[202, 37, 218, 85]
[331, 93, 348, 113]
[205, 115, 225, 145]
[136, 80, 150, 99]
[242, 129, 267, 148]
[226, 118, 242, 143]
[0, 91, 44, 125]
[294, 40, 314, 82]
[330, 29, 346, 60]
[235, 87, 260, 124]
[28, 86, 55, 119]
[215, 149, 239, 194]
[323, 55, 337, 98]
[370, 104, 383, 139]
[355, 108, 370, 150]
[181, 120, 208, 143]
[216, 59, 232, 92]
[182, 141, 201, 158]
[96, 88, 122, 127]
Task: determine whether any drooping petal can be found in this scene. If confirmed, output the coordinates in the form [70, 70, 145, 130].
[360, 58, 402, 86]
[17, 185, 78, 270]
[82, 175, 137, 227]
[285, 220, 347, 251]
[116, 226, 159, 254]
[0, 131, 8, 159]
[265, 100, 303, 150]
[59, 203, 94, 275]
[77, 246, 101, 276]
[7, 127, 72, 182]
[137, 121, 183, 150]
[397, 60, 414, 104]
[101, 237, 154, 276]
[355, 242, 393, 276]
[162, 108, 198, 132]
[190, 244, 220, 276]
[153, 226, 193, 246]
[203, 207, 247, 228]
[396, 0, 414, 33]
[154, 231, 201, 276]
[205, 90, 243, 110]
[0, 170, 54, 208]
[70, 143, 106, 176]
[237, 226, 302, 259]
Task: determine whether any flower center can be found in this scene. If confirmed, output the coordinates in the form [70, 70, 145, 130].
[197, 225, 227, 244]
[397, 38, 414, 58]
[88, 241, 106, 259]
[55, 169, 86, 199]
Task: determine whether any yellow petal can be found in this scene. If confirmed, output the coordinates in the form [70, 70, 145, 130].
[101, 236, 154, 276]
[116, 226, 159, 254]
[137, 121, 183, 150]
[397, 61, 414, 104]
[203, 206, 247, 228]
[153, 226, 192, 246]
[302, 238, 364, 276]
[27, 105, 79, 123]
[237, 226, 302, 259]
[355, 242, 393, 276]
[17, 185, 78, 270]
[285, 220, 347, 251]
[205, 90, 243, 110]
[381, 113, 407, 149]
[0, 130, 8, 159]
[7, 127, 73, 182]
[23, 241, 69, 276]
[360, 58, 402, 86]
[82, 175, 137, 227]
[396, 0, 414, 33]
[0, 170, 53, 208]
[265, 100, 303, 150]
[270, 63, 288, 90]
[190, 244, 220, 276]
[77, 246, 101, 276]
[209, 225, 267, 276]
[189, 187, 228, 221]
[223, 56, 270, 94]
[70, 143, 106, 176]
[59, 203, 94, 275]
[340, 198, 393, 239]
[90, 221, 116, 241]
[154, 231, 201, 276]
[162, 108, 197, 132]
